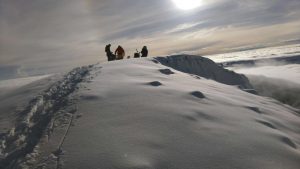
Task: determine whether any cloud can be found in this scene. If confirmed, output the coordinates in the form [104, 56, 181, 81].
[0, 65, 19, 80]
[0, 0, 300, 78]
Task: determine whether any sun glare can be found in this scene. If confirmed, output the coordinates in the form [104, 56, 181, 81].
[172, 0, 203, 10]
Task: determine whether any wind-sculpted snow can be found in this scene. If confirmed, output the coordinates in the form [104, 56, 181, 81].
[56, 58, 299, 169]
[0, 57, 300, 169]
[0, 66, 92, 168]
[155, 55, 253, 89]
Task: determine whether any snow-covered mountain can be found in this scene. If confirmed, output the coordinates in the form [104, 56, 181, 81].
[156, 55, 253, 89]
[0, 56, 299, 169]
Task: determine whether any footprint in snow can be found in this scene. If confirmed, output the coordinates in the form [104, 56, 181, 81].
[152, 59, 159, 64]
[280, 136, 297, 149]
[190, 91, 206, 99]
[148, 81, 163, 87]
[246, 106, 262, 114]
[159, 69, 175, 75]
[255, 119, 277, 129]
[190, 74, 201, 79]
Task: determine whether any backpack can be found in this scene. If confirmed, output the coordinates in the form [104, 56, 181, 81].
[134, 52, 140, 58]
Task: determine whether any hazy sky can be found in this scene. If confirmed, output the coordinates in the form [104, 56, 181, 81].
[1, 0, 300, 79]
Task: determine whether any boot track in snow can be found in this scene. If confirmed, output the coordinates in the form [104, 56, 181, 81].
[0, 65, 94, 169]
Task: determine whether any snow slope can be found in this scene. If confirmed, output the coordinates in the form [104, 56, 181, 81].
[156, 55, 253, 89]
[0, 66, 92, 168]
[0, 56, 300, 169]
[0, 74, 61, 134]
[0, 75, 53, 90]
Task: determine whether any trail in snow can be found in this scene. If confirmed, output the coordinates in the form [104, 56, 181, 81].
[56, 57, 300, 169]
[0, 65, 93, 169]
[0, 55, 299, 169]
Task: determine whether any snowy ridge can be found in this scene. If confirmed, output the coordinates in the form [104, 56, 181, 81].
[0, 56, 300, 169]
[53, 58, 300, 169]
[0, 66, 92, 168]
[155, 55, 253, 89]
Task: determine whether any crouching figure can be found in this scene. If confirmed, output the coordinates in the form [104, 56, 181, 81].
[115, 45, 125, 60]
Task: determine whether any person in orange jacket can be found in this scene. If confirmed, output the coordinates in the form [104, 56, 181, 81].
[115, 45, 125, 60]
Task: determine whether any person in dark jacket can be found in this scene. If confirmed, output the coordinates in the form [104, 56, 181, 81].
[141, 46, 148, 57]
[105, 44, 115, 61]
[115, 45, 125, 60]
[134, 49, 140, 58]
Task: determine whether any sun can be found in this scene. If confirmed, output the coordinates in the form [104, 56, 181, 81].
[172, 0, 203, 10]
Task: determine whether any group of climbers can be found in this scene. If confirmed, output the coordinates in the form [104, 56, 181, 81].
[105, 44, 148, 62]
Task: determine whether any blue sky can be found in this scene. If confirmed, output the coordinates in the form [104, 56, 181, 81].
[1, 0, 300, 79]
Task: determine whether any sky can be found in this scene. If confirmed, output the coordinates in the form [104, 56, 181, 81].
[1, 0, 300, 79]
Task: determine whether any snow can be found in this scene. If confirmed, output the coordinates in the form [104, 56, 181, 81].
[0, 56, 300, 169]
[0, 75, 53, 90]
[0, 66, 92, 168]
[59, 58, 300, 169]
[0, 74, 62, 134]
[156, 55, 253, 89]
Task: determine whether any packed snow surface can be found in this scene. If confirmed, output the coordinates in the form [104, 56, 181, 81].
[62, 58, 300, 169]
[0, 74, 61, 134]
[0, 75, 53, 90]
[0, 56, 299, 169]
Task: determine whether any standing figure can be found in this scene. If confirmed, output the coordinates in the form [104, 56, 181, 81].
[115, 45, 125, 60]
[105, 44, 115, 61]
[141, 46, 148, 57]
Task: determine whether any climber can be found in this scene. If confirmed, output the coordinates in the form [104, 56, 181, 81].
[105, 44, 115, 61]
[141, 46, 148, 57]
[115, 45, 125, 60]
